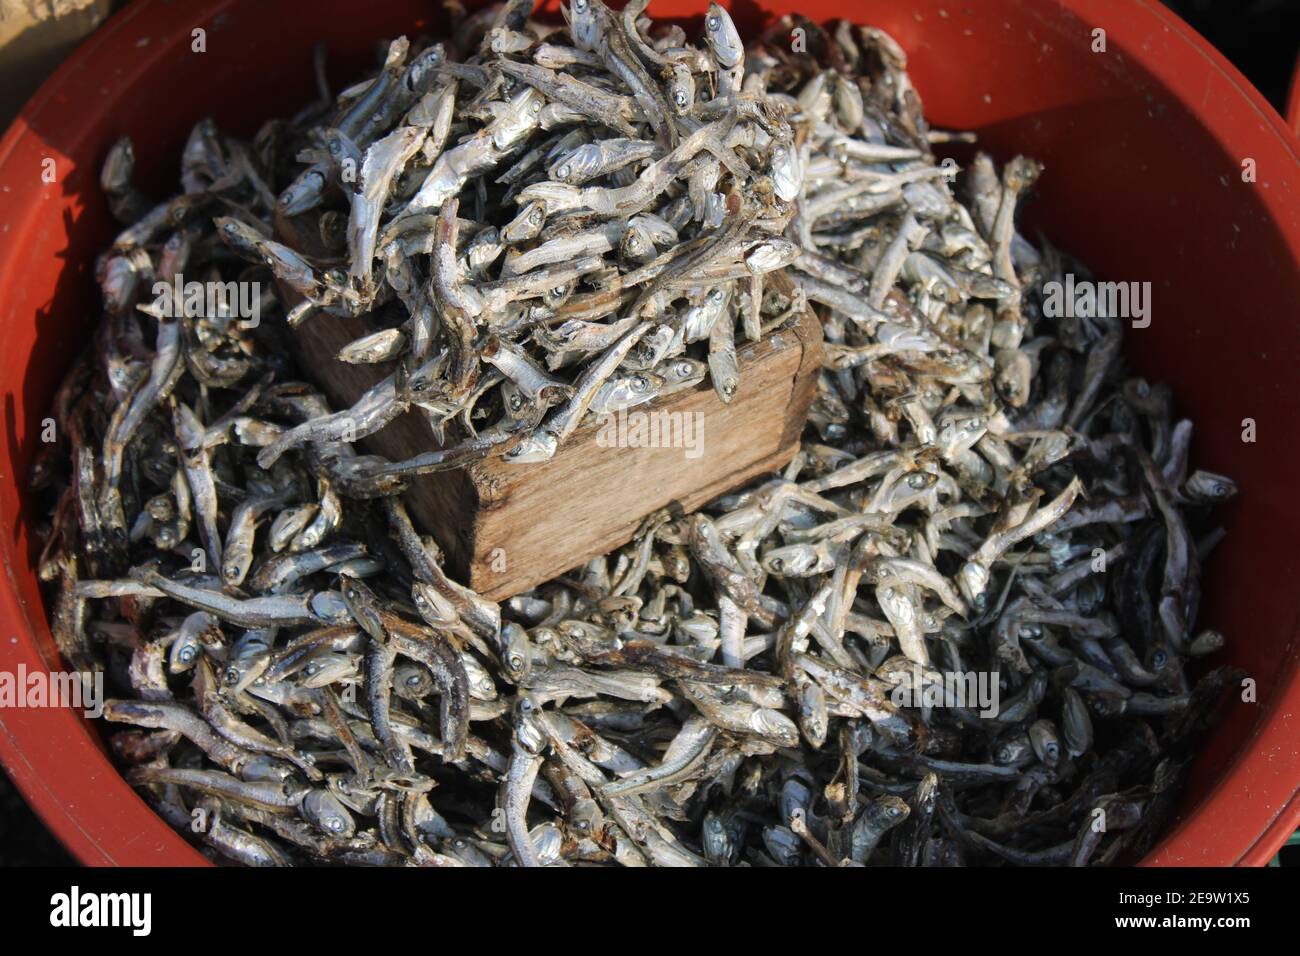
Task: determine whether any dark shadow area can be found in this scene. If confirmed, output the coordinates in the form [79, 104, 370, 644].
[1164, 0, 1299, 113]
[0, 767, 76, 866]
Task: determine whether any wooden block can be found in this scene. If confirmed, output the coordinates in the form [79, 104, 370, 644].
[289, 282, 822, 600]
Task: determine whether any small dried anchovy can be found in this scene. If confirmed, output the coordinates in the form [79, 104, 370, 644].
[214, 0, 807, 477]
[33, 2, 1239, 867]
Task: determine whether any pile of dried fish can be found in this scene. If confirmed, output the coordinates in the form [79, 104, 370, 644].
[211, 0, 808, 476]
[32, 2, 1240, 867]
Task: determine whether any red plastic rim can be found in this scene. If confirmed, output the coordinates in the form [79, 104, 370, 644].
[0, 0, 1297, 867]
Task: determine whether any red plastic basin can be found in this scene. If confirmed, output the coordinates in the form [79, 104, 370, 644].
[0, 0, 1296, 866]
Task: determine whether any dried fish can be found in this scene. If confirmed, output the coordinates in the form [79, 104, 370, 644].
[34, 4, 1236, 868]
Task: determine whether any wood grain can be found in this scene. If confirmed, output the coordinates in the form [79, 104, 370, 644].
[289, 277, 822, 600]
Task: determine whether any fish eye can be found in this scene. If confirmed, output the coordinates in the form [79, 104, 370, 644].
[1152, 650, 1167, 668]
[770, 557, 783, 571]
[327, 818, 345, 832]
[407, 674, 422, 686]
[180, 646, 196, 663]
[509, 654, 524, 669]
[530, 208, 543, 225]
[557, 164, 570, 180]
[709, 288, 724, 302]
[531, 100, 542, 113]
[674, 90, 689, 107]
[706, 15, 720, 30]
[573, 0, 587, 10]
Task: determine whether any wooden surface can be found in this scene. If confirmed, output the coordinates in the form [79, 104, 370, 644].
[468, 303, 822, 597]
[289, 306, 481, 572]
[290, 283, 823, 600]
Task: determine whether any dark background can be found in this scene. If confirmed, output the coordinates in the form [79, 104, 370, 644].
[0, 0, 1297, 867]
